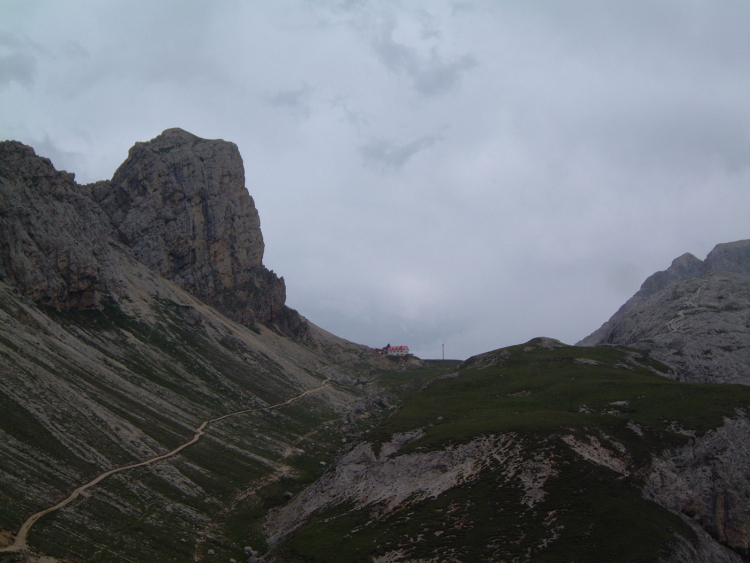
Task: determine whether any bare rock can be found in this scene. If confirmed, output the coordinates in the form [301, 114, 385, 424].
[0, 130, 308, 338]
[579, 241, 750, 385]
[644, 414, 750, 560]
[92, 128, 286, 325]
[460, 349, 510, 369]
[661, 530, 743, 563]
[264, 433, 524, 546]
[705, 240, 750, 276]
[0, 141, 110, 309]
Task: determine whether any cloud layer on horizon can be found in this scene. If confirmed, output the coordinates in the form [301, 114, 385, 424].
[1, 0, 748, 359]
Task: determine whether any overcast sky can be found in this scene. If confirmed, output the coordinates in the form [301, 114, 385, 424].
[1, 1, 748, 359]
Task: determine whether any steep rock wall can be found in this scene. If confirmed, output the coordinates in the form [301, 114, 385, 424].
[578, 241, 750, 384]
[92, 128, 286, 325]
[0, 141, 110, 309]
[645, 414, 750, 560]
[0, 129, 304, 334]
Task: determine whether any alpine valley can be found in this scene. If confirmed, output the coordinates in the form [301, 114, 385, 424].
[0, 130, 748, 563]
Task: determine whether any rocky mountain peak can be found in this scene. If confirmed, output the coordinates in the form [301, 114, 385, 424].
[1, 129, 307, 337]
[637, 253, 704, 300]
[157, 127, 200, 142]
[637, 240, 749, 301]
[669, 252, 703, 272]
[92, 128, 287, 327]
[705, 239, 750, 275]
[0, 140, 109, 309]
[578, 239, 750, 384]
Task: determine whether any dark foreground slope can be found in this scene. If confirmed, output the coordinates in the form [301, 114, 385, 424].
[578, 240, 750, 385]
[265, 338, 750, 563]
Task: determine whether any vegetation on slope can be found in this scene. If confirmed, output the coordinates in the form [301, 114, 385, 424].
[270, 339, 750, 563]
[0, 270, 462, 563]
[0, 284, 374, 563]
[371, 340, 748, 450]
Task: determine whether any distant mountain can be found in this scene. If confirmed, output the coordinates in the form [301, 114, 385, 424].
[578, 240, 750, 385]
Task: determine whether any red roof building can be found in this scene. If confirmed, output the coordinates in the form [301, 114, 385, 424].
[385, 345, 409, 357]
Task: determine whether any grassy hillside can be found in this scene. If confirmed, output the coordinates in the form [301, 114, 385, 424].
[370, 340, 747, 450]
[269, 339, 750, 563]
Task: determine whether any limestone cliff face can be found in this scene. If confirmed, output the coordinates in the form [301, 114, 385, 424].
[578, 240, 750, 385]
[0, 141, 110, 309]
[265, 432, 522, 547]
[645, 414, 750, 560]
[632, 241, 749, 302]
[0, 129, 304, 335]
[92, 128, 286, 326]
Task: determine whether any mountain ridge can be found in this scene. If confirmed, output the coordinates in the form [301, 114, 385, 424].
[0, 128, 307, 340]
[578, 240, 750, 385]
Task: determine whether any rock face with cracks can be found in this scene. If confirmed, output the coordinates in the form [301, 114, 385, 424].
[92, 128, 286, 327]
[0, 142, 110, 310]
[644, 414, 750, 560]
[0, 128, 305, 336]
[578, 240, 750, 385]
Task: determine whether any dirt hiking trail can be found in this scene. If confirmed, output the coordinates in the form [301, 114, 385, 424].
[0, 376, 332, 553]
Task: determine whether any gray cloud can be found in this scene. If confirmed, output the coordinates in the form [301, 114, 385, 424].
[266, 84, 315, 118]
[451, 2, 475, 15]
[328, 95, 369, 133]
[0, 51, 36, 88]
[0, 34, 37, 88]
[370, 17, 477, 96]
[60, 40, 89, 60]
[359, 135, 440, 171]
[1, 1, 748, 359]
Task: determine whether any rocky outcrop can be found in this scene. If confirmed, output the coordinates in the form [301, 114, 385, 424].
[550, 418, 750, 562]
[578, 241, 750, 385]
[704, 241, 750, 276]
[661, 531, 743, 563]
[645, 414, 750, 561]
[0, 129, 306, 334]
[91, 128, 286, 326]
[265, 432, 527, 546]
[0, 141, 110, 309]
[623, 241, 750, 304]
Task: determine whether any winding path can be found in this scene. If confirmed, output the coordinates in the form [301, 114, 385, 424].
[0, 375, 332, 553]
